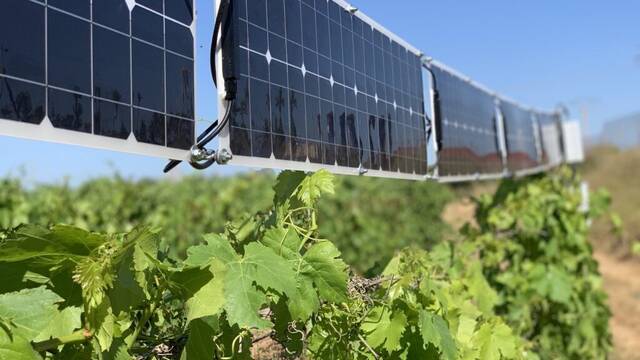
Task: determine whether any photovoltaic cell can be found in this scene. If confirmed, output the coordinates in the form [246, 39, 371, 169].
[220, 0, 428, 178]
[0, 0, 196, 159]
[432, 65, 503, 177]
[500, 100, 540, 172]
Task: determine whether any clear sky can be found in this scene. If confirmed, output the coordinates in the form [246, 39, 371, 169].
[1, 0, 639, 184]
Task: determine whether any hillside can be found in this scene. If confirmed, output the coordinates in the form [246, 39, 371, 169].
[582, 145, 640, 254]
[594, 113, 640, 149]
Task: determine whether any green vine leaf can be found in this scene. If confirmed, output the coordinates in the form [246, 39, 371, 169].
[184, 234, 236, 268]
[34, 306, 82, 343]
[180, 317, 219, 360]
[0, 225, 105, 264]
[301, 241, 348, 303]
[101, 337, 130, 360]
[242, 242, 298, 297]
[194, 235, 298, 329]
[0, 287, 64, 340]
[361, 306, 407, 352]
[296, 170, 335, 207]
[171, 267, 225, 325]
[87, 298, 115, 352]
[0, 335, 41, 360]
[0, 287, 81, 359]
[474, 321, 517, 360]
[273, 171, 307, 206]
[419, 311, 457, 360]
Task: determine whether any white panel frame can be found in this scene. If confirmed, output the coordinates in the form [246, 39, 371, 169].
[0, 118, 190, 160]
[215, 0, 429, 180]
[561, 120, 585, 164]
[0, 0, 197, 161]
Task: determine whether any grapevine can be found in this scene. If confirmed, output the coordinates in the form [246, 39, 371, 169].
[0, 168, 612, 359]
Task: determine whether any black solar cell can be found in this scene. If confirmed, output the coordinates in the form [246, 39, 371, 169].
[431, 65, 503, 177]
[0, 0, 196, 157]
[500, 101, 540, 172]
[221, 0, 428, 178]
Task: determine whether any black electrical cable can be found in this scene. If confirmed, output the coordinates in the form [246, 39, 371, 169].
[210, 0, 229, 88]
[163, 100, 233, 174]
[196, 99, 233, 148]
[163, 119, 219, 173]
[163, 0, 235, 173]
[189, 156, 216, 170]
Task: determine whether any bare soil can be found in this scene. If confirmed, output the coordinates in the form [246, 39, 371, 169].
[594, 252, 640, 360]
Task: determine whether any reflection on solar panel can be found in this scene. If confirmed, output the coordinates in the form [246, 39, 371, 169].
[217, 0, 428, 179]
[431, 65, 503, 178]
[537, 112, 564, 167]
[0, 0, 195, 160]
[500, 100, 540, 172]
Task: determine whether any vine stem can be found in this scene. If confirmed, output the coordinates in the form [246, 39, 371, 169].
[126, 302, 157, 350]
[31, 329, 92, 352]
[358, 334, 379, 359]
[126, 277, 164, 350]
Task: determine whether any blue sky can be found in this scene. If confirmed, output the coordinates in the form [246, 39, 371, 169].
[1, 0, 639, 184]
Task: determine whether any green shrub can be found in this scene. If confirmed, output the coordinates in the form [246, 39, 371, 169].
[466, 168, 612, 359]
[0, 173, 452, 274]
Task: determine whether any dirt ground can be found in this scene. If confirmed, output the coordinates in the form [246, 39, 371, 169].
[594, 252, 640, 360]
[442, 200, 640, 359]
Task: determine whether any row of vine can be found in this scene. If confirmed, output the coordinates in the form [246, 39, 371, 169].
[0, 168, 612, 359]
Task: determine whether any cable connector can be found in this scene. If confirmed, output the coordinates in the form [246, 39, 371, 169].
[188, 146, 233, 170]
[224, 78, 237, 101]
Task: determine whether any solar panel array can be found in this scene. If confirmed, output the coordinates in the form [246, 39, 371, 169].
[430, 62, 567, 180]
[500, 100, 540, 172]
[219, 0, 428, 178]
[431, 65, 503, 177]
[0, 0, 576, 180]
[0, 0, 195, 159]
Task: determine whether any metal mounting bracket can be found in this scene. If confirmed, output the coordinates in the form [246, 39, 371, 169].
[188, 146, 233, 169]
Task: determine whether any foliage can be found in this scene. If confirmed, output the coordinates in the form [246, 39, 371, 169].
[0, 224, 169, 359]
[306, 244, 529, 360]
[0, 168, 612, 359]
[465, 168, 612, 359]
[317, 176, 452, 274]
[0, 174, 275, 257]
[0, 172, 451, 274]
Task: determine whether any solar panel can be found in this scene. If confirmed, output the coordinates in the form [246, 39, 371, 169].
[0, 0, 196, 160]
[216, 0, 428, 179]
[431, 64, 503, 178]
[537, 112, 563, 167]
[500, 100, 540, 173]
